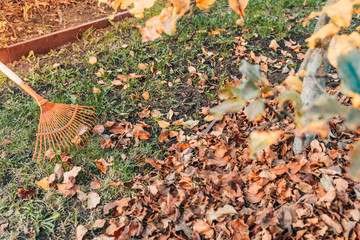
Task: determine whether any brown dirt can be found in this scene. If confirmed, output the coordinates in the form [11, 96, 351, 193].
[0, 0, 114, 48]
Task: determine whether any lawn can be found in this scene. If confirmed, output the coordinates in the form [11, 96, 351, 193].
[0, 0, 327, 239]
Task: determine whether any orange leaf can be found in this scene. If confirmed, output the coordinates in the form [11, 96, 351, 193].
[94, 158, 108, 173]
[196, 0, 217, 9]
[157, 120, 171, 129]
[93, 87, 101, 94]
[142, 91, 150, 100]
[228, 0, 249, 18]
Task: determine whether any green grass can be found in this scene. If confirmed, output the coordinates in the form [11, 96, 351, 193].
[0, 0, 327, 238]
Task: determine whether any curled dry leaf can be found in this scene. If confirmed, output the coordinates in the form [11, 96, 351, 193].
[54, 163, 64, 180]
[93, 124, 105, 136]
[94, 158, 109, 174]
[63, 166, 81, 183]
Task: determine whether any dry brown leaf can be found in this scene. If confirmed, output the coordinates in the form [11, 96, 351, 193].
[63, 166, 81, 183]
[90, 177, 101, 190]
[158, 130, 170, 143]
[318, 186, 336, 203]
[77, 190, 87, 203]
[88, 192, 101, 209]
[91, 219, 106, 229]
[193, 219, 214, 238]
[54, 163, 64, 180]
[269, 39, 280, 51]
[17, 189, 36, 200]
[93, 125, 105, 136]
[151, 109, 162, 118]
[321, 214, 343, 234]
[206, 205, 237, 223]
[76, 225, 88, 240]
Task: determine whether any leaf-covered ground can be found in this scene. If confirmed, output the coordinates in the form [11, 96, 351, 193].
[3, 0, 360, 239]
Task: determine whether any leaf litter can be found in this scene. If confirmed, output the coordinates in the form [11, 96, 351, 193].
[77, 91, 360, 239]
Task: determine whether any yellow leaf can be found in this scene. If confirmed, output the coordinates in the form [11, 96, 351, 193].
[142, 91, 150, 100]
[249, 130, 284, 158]
[129, 0, 156, 18]
[93, 87, 101, 94]
[281, 75, 303, 93]
[303, 11, 322, 27]
[88, 56, 97, 65]
[228, 0, 249, 18]
[138, 0, 190, 42]
[322, 0, 354, 28]
[327, 32, 360, 67]
[172, 0, 191, 17]
[305, 23, 340, 50]
[297, 121, 329, 138]
[157, 120, 171, 129]
[196, 0, 217, 10]
[120, 0, 133, 9]
[36, 177, 50, 190]
[303, 0, 354, 28]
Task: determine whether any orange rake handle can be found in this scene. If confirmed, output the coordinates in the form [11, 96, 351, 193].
[0, 61, 46, 105]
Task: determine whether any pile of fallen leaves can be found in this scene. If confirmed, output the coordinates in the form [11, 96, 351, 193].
[69, 95, 360, 239]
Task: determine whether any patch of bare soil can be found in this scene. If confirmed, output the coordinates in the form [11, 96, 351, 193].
[0, 0, 114, 48]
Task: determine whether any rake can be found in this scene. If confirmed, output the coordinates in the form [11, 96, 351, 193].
[0, 62, 97, 162]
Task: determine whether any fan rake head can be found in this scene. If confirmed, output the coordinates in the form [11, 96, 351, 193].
[33, 101, 97, 162]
